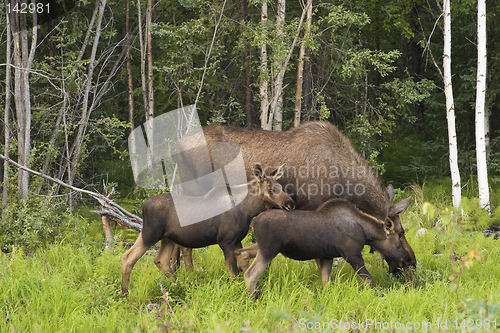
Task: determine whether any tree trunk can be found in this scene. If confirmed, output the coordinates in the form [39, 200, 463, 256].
[143, 0, 155, 171]
[475, 0, 489, 211]
[68, 0, 107, 192]
[260, 0, 307, 130]
[443, 0, 461, 209]
[294, 0, 312, 127]
[126, 0, 135, 132]
[146, 0, 154, 121]
[302, 48, 311, 120]
[137, 0, 148, 115]
[240, 0, 254, 127]
[11, 2, 37, 201]
[271, 0, 286, 131]
[259, 0, 270, 130]
[126, 0, 140, 178]
[2, 2, 13, 209]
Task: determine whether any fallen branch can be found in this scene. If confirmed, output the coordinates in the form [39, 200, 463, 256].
[0, 153, 143, 231]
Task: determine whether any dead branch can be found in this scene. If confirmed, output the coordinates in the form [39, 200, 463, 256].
[0, 153, 143, 231]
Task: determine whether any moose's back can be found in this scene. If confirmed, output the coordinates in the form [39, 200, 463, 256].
[181, 121, 390, 220]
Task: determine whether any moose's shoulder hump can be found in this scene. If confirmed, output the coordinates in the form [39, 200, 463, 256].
[316, 198, 356, 212]
[316, 198, 384, 225]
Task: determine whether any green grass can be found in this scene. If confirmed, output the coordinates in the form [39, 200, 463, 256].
[2, 184, 500, 332]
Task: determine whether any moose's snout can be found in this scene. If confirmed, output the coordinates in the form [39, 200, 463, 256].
[283, 201, 295, 211]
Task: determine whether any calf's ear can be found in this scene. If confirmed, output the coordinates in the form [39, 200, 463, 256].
[389, 196, 412, 217]
[253, 164, 265, 181]
[384, 218, 395, 235]
[270, 164, 286, 180]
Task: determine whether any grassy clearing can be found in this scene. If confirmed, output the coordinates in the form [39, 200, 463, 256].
[1, 184, 500, 332]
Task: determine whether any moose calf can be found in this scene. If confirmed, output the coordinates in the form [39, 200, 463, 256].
[121, 164, 294, 295]
[242, 198, 415, 296]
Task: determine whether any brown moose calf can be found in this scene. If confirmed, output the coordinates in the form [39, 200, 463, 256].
[243, 198, 415, 296]
[121, 164, 294, 295]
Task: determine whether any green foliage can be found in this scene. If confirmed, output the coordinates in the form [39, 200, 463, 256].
[459, 197, 493, 230]
[0, 197, 74, 253]
[341, 49, 401, 79]
[90, 115, 130, 159]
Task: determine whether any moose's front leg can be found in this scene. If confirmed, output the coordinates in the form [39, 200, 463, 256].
[122, 233, 150, 295]
[344, 253, 375, 288]
[220, 243, 240, 278]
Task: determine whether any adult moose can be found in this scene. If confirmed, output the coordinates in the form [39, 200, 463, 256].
[243, 198, 415, 296]
[121, 164, 294, 295]
[176, 121, 416, 275]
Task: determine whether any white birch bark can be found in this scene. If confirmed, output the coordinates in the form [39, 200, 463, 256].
[260, 0, 270, 130]
[3, 3, 13, 208]
[10, 1, 37, 201]
[260, 1, 308, 130]
[475, 0, 489, 211]
[145, 0, 155, 171]
[272, 0, 286, 131]
[294, 0, 312, 127]
[443, 0, 461, 208]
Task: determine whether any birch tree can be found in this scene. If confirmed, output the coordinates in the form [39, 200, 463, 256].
[2, 1, 13, 207]
[272, 0, 286, 131]
[9, 0, 37, 201]
[260, 0, 309, 130]
[259, 0, 270, 130]
[475, 0, 489, 211]
[240, 0, 254, 127]
[443, 0, 461, 208]
[294, 0, 313, 127]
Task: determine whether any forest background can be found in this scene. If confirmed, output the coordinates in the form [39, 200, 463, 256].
[1, 0, 500, 202]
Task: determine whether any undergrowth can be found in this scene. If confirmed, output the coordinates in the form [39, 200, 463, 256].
[1, 180, 500, 332]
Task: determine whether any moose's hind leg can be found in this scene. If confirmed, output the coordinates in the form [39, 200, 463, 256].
[235, 243, 259, 272]
[244, 251, 272, 297]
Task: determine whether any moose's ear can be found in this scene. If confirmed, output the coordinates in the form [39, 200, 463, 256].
[387, 184, 395, 202]
[253, 164, 265, 181]
[270, 164, 286, 180]
[389, 196, 412, 216]
[384, 218, 395, 235]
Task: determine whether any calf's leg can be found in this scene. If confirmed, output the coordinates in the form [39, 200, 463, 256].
[235, 243, 259, 272]
[345, 254, 375, 288]
[171, 244, 181, 268]
[170, 244, 194, 271]
[220, 244, 240, 278]
[244, 251, 272, 296]
[154, 239, 177, 278]
[181, 247, 193, 271]
[316, 258, 334, 287]
[122, 233, 150, 295]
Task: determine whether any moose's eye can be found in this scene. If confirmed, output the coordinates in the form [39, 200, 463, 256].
[399, 230, 405, 237]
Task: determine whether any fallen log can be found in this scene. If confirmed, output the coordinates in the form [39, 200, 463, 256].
[0, 153, 143, 233]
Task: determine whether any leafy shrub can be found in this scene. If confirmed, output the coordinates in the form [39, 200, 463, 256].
[459, 197, 493, 230]
[0, 197, 71, 253]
